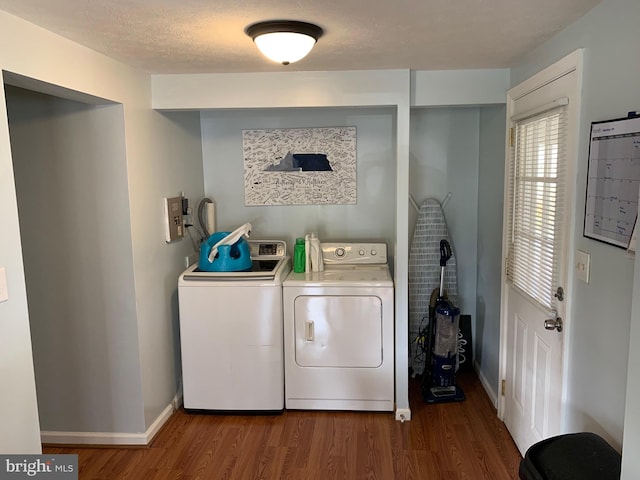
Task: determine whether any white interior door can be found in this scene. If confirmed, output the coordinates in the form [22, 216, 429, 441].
[499, 51, 582, 455]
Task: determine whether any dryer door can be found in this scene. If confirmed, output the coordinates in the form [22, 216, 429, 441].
[294, 295, 382, 367]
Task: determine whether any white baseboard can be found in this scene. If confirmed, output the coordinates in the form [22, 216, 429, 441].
[40, 430, 151, 446]
[395, 407, 412, 422]
[41, 390, 182, 446]
[171, 387, 183, 411]
[474, 360, 498, 408]
[144, 400, 176, 444]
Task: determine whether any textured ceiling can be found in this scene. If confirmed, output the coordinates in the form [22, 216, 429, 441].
[0, 0, 601, 74]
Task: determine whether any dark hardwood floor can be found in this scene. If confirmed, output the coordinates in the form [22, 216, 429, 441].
[44, 371, 522, 479]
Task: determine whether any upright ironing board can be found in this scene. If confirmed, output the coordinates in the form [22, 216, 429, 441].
[408, 198, 458, 375]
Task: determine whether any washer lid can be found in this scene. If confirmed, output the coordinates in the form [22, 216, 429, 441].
[182, 239, 289, 281]
[284, 264, 393, 287]
[183, 257, 286, 281]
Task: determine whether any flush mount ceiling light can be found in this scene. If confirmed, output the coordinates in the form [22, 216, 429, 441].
[245, 20, 323, 65]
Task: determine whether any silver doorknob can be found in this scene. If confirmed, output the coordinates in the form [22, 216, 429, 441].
[544, 317, 563, 332]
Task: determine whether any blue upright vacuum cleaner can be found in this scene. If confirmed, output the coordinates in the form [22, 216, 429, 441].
[422, 239, 465, 404]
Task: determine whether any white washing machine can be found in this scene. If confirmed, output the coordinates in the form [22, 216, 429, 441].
[178, 240, 290, 412]
[283, 242, 394, 411]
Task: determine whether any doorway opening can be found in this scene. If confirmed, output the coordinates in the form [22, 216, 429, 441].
[4, 76, 139, 441]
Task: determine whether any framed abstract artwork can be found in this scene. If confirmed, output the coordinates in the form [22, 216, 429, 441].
[243, 126, 357, 205]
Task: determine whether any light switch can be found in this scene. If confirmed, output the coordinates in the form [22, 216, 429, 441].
[0, 267, 8, 302]
[575, 250, 590, 284]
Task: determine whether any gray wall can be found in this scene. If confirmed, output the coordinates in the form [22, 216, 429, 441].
[626, 212, 640, 479]
[136, 109, 205, 430]
[510, 0, 639, 453]
[7, 87, 144, 433]
[409, 107, 480, 321]
[476, 105, 506, 397]
[409, 106, 505, 394]
[5, 86, 205, 437]
[201, 106, 505, 395]
[200, 108, 397, 255]
[0, 10, 208, 449]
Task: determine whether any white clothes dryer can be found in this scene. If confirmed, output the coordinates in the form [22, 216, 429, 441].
[283, 242, 394, 411]
[178, 240, 290, 413]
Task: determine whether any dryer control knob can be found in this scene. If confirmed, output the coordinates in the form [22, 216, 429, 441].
[335, 247, 346, 257]
[371, 249, 377, 256]
[359, 249, 365, 256]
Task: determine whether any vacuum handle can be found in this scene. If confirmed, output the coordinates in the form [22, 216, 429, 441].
[440, 239, 452, 267]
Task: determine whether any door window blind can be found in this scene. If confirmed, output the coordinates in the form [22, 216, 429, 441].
[506, 105, 568, 310]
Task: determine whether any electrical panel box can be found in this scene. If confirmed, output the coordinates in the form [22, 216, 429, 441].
[164, 196, 184, 242]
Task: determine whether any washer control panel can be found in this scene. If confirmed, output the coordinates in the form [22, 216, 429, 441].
[321, 243, 387, 265]
[249, 240, 287, 258]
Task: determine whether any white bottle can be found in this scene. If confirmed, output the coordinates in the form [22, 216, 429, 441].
[309, 232, 324, 272]
[305, 234, 311, 273]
